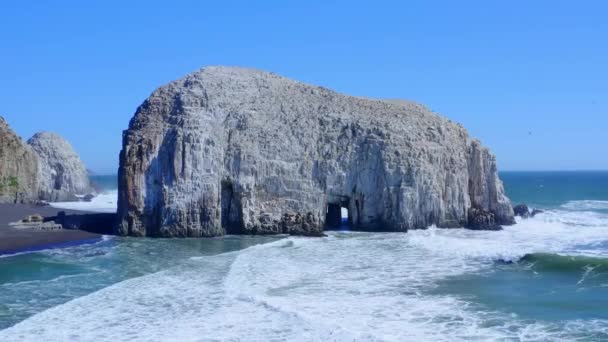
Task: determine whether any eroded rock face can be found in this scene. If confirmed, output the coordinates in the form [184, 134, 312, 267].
[0, 116, 38, 203]
[117, 66, 514, 237]
[28, 132, 92, 202]
[467, 207, 501, 230]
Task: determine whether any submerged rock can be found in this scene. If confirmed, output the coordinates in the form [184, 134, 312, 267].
[117, 66, 515, 237]
[512, 204, 545, 219]
[531, 209, 544, 217]
[0, 116, 39, 203]
[28, 132, 93, 202]
[513, 204, 531, 218]
[83, 194, 95, 202]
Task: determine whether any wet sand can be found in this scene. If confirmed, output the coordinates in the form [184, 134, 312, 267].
[0, 204, 102, 256]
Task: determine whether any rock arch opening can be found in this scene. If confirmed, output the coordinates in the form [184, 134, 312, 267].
[325, 200, 352, 231]
[220, 180, 244, 234]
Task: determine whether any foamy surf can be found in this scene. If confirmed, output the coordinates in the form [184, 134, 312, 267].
[408, 210, 608, 262]
[562, 200, 608, 211]
[50, 190, 118, 213]
[1, 208, 608, 341]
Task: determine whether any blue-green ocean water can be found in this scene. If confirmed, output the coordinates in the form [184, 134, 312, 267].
[501, 171, 608, 212]
[1, 172, 607, 341]
[89, 174, 118, 192]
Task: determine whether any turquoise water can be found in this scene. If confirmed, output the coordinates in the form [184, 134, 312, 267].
[89, 174, 118, 192]
[1, 171, 607, 341]
[0, 236, 279, 330]
[433, 253, 608, 322]
[501, 171, 608, 211]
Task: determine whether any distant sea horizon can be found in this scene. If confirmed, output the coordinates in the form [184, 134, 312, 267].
[88, 170, 608, 208]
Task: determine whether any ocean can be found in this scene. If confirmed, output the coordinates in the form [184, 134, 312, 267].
[1, 171, 607, 341]
[45, 175, 119, 213]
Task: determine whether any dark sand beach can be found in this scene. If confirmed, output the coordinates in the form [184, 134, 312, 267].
[0, 204, 102, 256]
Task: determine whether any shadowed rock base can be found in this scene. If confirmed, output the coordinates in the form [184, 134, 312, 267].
[51, 212, 116, 235]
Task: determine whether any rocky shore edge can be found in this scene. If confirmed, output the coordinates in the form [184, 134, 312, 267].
[0, 204, 114, 256]
[0, 200, 537, 256]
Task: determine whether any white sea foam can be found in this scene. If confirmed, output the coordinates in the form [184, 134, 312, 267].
[562, 200, 608, 211]
[50, 190, 118, 213]
[409, 211, 608, 262]
[1, 209, 608, 341]
[0, 273, 89, 288]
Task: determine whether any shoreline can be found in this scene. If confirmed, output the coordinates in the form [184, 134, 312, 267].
[0, 236, 105, 257]
[0, 203, 106, 256]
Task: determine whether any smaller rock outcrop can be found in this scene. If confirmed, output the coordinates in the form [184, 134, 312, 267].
[34, 200, 50, 207]
[513, 204, 530, 218]
[513, 204, 544, 219]
[9, 214, 63, 231]
[531, 209, 544, 217]
[0, 116, 39, 203]
[467, 207, 501, 230]
[28, 132, 93, 202]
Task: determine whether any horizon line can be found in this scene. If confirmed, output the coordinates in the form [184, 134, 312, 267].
[89, 169, 608, 176]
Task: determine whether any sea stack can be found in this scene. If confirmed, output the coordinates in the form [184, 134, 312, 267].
[28, 132, 93, 202]
[117, 66, 515, 237]
[0, 116, 39, 203]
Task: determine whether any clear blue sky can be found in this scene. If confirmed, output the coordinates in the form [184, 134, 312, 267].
[1, 1, 606, 174]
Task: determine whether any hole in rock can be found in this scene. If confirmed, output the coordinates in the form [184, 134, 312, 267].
[325, 203, 351, 231]
[221, 180, 244, 234]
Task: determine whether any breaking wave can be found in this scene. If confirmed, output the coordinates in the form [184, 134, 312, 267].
[562, 200, 608, 211]
[50, 190, 118, 213]
[519, 253, 608, 273]
[1, 209, 608, 341]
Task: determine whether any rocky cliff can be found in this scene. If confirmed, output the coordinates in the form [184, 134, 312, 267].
[28, 132, 92, 202]
[0, 117, 39, 203]
[117, 66, 514, 237]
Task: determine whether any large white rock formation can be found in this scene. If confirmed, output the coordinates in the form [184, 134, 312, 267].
[117, 66, 514, 237]
[28, 132, 92, 202]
